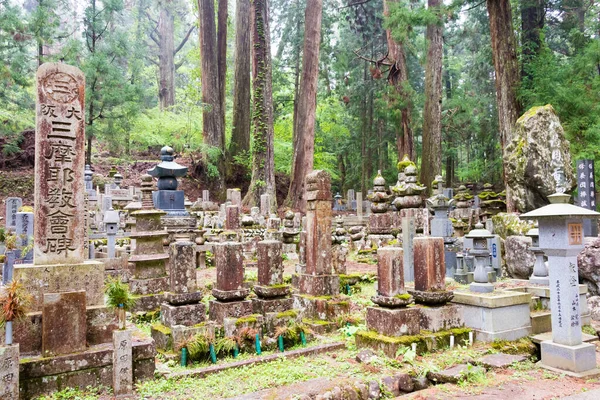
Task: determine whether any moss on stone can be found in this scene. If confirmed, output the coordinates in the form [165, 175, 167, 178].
[302, 318, 330, 326]
[151, 322, 172, 335]
[395, 293, 412, 300]
[276, 310, 298, 319]
[235, 314, 261, 326]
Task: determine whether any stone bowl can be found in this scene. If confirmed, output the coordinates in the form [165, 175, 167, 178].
[253, 284, 292, 299]
[371, 294, 413, 308]
[408, 289, 454, 305]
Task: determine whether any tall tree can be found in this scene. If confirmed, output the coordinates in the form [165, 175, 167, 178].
[229, 0, 251, 159]
[150, 0, 195, 110]
[420, 0, 443, 194]
[198, 0, 224, 151]
[487, 0, 522, 211]
[286, 0, 322, 211]
[217, 0, 227, 133]
[384, 0, 414, 162]
[243, 0, 277, 209]
[521, 0, 545, 81]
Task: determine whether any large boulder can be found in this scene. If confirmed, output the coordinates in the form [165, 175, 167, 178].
[491, 213, 534, 239]
[505, 236, 535, 279]
[504, 105, 575, 212]
[577, 237, 600, 296]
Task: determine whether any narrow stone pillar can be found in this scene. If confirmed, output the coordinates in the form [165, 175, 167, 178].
[260, 193, 271, 216]
[356, 192, 363, 218]
[0, 344, 19, 399]
[225, 205, 240, 230]
[377, 247, 405, 297]
[402, 217, 416, 282]
[257, 240, 284, 287]
[113, 329, 133, 396]
[230, 189, 242, 207]
[413, 237, 445, 291]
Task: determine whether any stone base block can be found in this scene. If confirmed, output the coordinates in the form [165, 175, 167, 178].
[224, 314, 264, 338]
[293, 294, 350, 321]
[19, 334, 155, 399]
[252, 297, 294, 315]
[254, 284, 292, 298]
[160, 303, 206, 327]
[469, 282, 494, 293]
[366, 307, 420, 337]
[165, 291, 203, 305]
[531, 312, 552, 334]
[355, 327, 472, 358]
[540, 340, 598, 374]
[297, 274, 340, 296]
[263, 310, 300, 336]
[131, 293, 165, 313]
[151, 322, 215, 351]
[302, 319, 338, 334]
[130, 276, 169, 295]
[416, 304, 464, 333]
[453, 271, 470, 285]
[452, 291, 532, 342]
[212, 288, 250, 301]
[208, 300, 253, 324]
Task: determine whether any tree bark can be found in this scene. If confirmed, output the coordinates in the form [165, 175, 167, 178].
[383, 0, 414, 162]
[158, 0, 175, 110]
[286, 0, 322, 211]
[229, 0, 251, 158]
[521, 0, 545, 80]
[198, 0, 224, 151]
[243, 0, 277, 210]
[420, 0, 443, 196]
[217, 0, 227, 129]
[487, 0, 522, 212]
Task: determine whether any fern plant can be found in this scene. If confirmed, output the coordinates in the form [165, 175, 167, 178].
[104, 277, 136, 329]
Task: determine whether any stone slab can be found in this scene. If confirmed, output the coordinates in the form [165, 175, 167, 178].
[14, 261, 104, 311]
[164, 291, 204, 305]
[477, 353, 528, 369]
[224, 314, 264, 338]
[366, 306, 420, 337]
[540, 340, 598, 373]
[531, 331, 599, 344]
[160, 302, 206, 327]
[113, 329, 133, 396]
[252, 297, 294, 315]
[296, 274, 340, 296]
[452, 290, 531, 308]
[129, 276, 169, 295]
[208, 300, 253, 324]
[0, 344, 19, 400]
[416, 304, 464, 333]
[42, 291, 87, 357]
[427, 364, 484, 384]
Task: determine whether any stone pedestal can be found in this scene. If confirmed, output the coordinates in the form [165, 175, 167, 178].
[376, 247, 404, 297]
[296, 274, 339, 296]
[112, 329, 133, 396]
[226, 205, 240, 230]
[540, 340, 599, 375]
[366, 307, 420, 337]
[368, 213, 392, 235]
[0, 344, 19, 399]
[208, 300, 253, 324]
[452, 291, 532, 341]
[416, 304, 464, 333]
[410, 237, 453, 305]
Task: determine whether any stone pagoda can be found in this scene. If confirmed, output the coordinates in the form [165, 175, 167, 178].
[367, 171, 394, 243]
[129, 174, 169, 312]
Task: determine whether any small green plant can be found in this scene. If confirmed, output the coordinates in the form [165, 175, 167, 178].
[4, 233, 17, 250]
[457, 364, 487, 387]
[395, 345, 417, 364]
[582, 325, 597, 336]
[215, 336, 238, 356]
[186, 331, 216, 360]
[104, 277, 136, 329]
[0, 226, 6, 243]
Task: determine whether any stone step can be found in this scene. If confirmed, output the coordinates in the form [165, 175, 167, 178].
[474, 353, 528, 369]
[426, 363, 485, 384]
[530, 311, 552, 334]
[529, 295, 542, 311]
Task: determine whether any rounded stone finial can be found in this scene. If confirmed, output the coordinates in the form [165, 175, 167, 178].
[404, 164, 417, 176]
[141, 173, 153, 183]
[373, 171, 386, 187]
[161, 146, 174, 156]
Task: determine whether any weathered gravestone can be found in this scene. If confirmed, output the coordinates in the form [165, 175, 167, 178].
[5, 197, 22, 230]
[0, 344, 19, 399]
[576, 159, 597, 236]
[113, 329, 133, 396]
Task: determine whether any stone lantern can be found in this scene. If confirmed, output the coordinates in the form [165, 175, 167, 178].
[466, 222, 494, 293]
[526, 224, 549, 285]
[113, 172, 123, 189]
[104, 207, 120, 258]
[334, 192, 343, 211]
[521, 188, 600, 375]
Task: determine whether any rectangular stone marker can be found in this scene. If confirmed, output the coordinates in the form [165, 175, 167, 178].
[16, 211, 34, 249]
[305, 171, 332, 275]
[347, 189, 355, 210]
[42, 290, 87, 357]
[5, 197, 22, 229]
[214, 242, 244, 292]
[225, 205, 240, 230]
[356, 192, 363, 218]
[257, 240, 283, 286]
[230, 189, 242, 207]
[113, 329, 133, 396]
[0, 344, 19, 399]
[413, 237, 445, 291]
[202, 190, 210, 202]
[423, 208, 430, 235]
[170, 241, 197, 294]
[402, 217, 416, 282]
[577, 159, 597, 236]
[260, 193, 271, 216]
[377, 247, 404, 296]
[35, 63, 86, 265]
[488, 235, 502, 277]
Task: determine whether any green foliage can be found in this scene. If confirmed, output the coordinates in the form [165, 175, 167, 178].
[104, 277, 136, 312]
